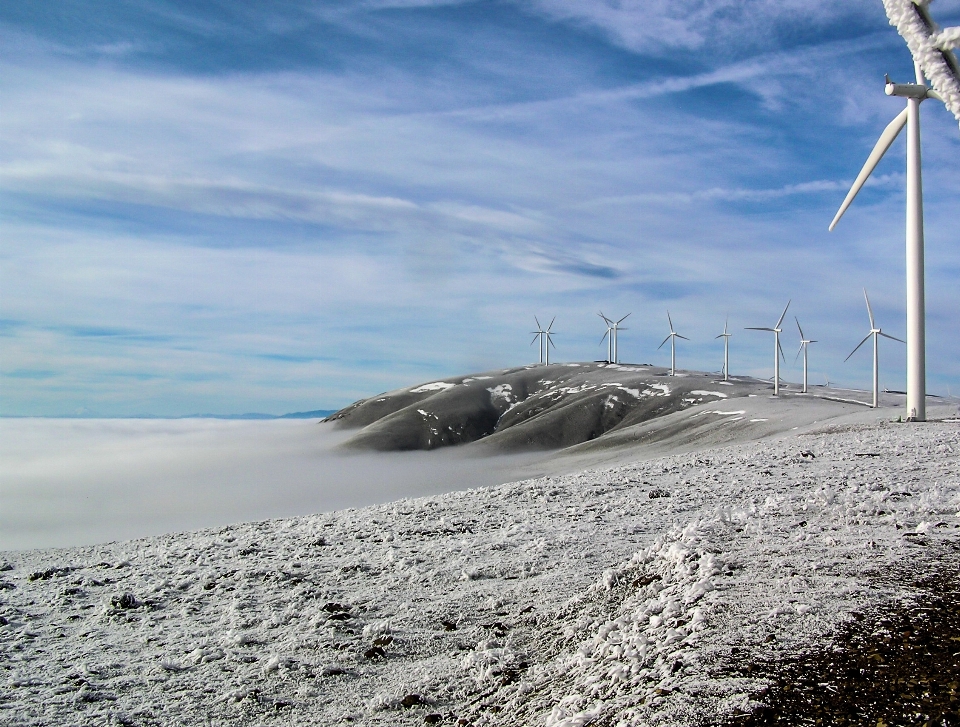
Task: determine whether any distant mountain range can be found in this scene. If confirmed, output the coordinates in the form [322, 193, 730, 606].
[2, 410, 336, 420]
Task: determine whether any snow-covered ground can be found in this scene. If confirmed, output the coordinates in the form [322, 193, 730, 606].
[2, 409, 958, 725]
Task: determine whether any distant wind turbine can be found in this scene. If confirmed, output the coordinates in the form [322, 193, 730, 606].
[599, 312, 630, 364]
[530, 316, 551, 365]
[845, 289, 904, 409]
[746, 301, 790, 395]
[794, 317, 817, 394]
[658, 311, 688, 376]
[543, 318, 557, 366]
[715, 316, 732, 381]
[828, 0, 960, 421]
[531, 316, 556, 365]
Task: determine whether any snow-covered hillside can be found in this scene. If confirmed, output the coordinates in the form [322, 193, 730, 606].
[3, 411, 958, 725]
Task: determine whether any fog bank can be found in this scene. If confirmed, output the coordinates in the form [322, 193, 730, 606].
[0, 418, 545, 551]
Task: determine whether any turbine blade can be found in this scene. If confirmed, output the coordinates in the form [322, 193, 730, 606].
[745, 327, 775, 331]
[776, 300, 791, 329]
[829, 107, 908, 231]
[863, 288, 875, 330]
[531, 334, 540, 346]
[658, 335, 671, 350]
[795, 316, 805, 340]
[667, 310, 674, 332]
[879, 332, 905, 343]
[548, 316, 556, 332]
[617, 313, 631, 324]
[600, 330, 609, 344]
[548, 336, 556, 349]
[535, 315, 541, 330]
[724, 315, 729, 335]
[598, 311, 611, 323]
[677, 334, 690, 341]
[794, 343, 803, 363]
[845, 333, 872, 362]
[778, 338, 785, 362]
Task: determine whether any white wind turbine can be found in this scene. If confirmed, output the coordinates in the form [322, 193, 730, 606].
[543, 318, 557, 366]
[794, 317, 817, 394]
[845, 289, 904, 409]
[715, 316, 732, 381]
[829, 0, 960, 422]
[599, 312, 630, 364]
[530, 316, 551, 365]
[746, 301, 790, 395]
[658, 311, 688, 376]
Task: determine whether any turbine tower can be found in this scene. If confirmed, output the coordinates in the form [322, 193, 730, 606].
[658, 311, 688, 376]
[715, 317, 732, 381]
[794, 317, 817, 394]
[746, 301, 790, 395]
[829, 0, 960, 421]
[845, 289, 904, 409]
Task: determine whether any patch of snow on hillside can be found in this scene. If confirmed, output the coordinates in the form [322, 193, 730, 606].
[689, 391, 728, 398]
[411, 382, 457, 393]
[487, 384, 517, 407]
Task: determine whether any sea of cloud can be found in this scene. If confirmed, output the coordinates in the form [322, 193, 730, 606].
[0, 418, 544, 552]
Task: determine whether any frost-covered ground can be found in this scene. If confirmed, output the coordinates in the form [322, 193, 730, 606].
[2, 411, 959, 726]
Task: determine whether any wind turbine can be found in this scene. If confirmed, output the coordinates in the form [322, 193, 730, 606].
[794, 317, 817, 394]
[658, 311, 688, 376]
[530, 316, 550, 365]
[715, 316, 732, 381]
[746, 301, 790, 395]
[599, 312, 630, 364]
[845, 289, 904, 409]
[543, 318, 557, 366]
[828, 0, 960, 422]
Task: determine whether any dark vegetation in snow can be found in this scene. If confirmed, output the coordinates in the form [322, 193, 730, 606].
[724, 545, 960, 726]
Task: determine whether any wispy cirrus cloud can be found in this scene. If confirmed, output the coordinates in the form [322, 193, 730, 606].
[1, 0, 958, 415]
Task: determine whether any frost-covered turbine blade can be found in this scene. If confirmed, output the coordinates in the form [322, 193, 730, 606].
[884, 0, 960, 128]
[829, 108, 908, 231]
[846, 333, 873, 362]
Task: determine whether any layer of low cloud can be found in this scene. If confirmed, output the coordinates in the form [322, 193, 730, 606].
[0, 419, 546, 550]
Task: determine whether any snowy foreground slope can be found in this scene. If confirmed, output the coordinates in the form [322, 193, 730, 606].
[2, 411, 959, 725]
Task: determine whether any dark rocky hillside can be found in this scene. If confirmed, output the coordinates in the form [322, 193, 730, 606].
[324, 362, 774, 452]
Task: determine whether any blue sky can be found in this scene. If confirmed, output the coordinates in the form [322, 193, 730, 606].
[2, 0, 959, 416]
